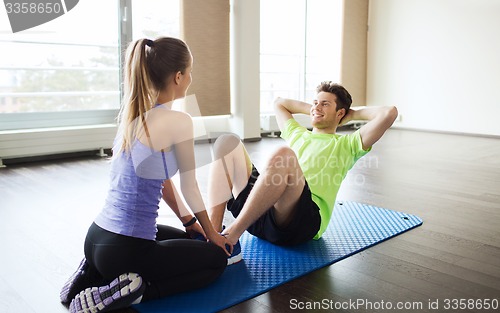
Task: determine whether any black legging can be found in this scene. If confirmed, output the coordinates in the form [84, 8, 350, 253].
[81, 222, 227, 301]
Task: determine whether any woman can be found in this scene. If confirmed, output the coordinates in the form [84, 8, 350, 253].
[60, 37, 232, 313]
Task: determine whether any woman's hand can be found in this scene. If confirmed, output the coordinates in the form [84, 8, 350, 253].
[206, 231, 232, 256]
[185, 222, 206, 240]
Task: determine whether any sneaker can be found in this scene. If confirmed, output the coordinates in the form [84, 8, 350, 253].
[69, 273, 145, 313]
[191, 232, 206, 241]
[226, 240, 242, 265]
[60, 258, 89, 304]
[221, 225, 242, 265]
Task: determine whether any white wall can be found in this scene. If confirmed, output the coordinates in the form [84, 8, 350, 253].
[367, 0, 500, 136]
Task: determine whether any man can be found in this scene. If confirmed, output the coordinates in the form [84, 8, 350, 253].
[207, 81, 398, 264]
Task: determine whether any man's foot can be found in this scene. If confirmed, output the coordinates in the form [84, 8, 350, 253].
[221, 225, 243, 265]
[227, 240, 242, 265]
[69, 273, 145, 313]
[191, 232, 206, 241]
[60, 258, 89, 304]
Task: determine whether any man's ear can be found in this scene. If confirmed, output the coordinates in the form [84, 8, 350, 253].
[337, 108, 346, 119]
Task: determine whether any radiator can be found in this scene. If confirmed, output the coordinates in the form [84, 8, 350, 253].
[0, 124, 117, 165]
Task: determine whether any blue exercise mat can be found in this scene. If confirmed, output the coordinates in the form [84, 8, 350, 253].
[134, 201, 423, 313]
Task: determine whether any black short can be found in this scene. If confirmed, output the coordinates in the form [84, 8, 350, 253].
[227, 165, 321, 246]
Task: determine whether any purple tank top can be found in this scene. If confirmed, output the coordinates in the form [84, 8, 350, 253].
[94, 139, 179, 240]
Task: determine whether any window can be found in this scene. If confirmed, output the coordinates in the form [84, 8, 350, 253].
[260, 0, 343, 113]
[131, 0, 179, 39]
[0, 0, 120, 115]
[260, 0, 305, 111]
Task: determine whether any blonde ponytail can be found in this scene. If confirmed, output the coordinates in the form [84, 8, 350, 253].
[115, 37, 191, 154]
[116, 39, 157, 153]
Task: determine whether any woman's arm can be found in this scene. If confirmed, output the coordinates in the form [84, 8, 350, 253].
[173, 114, 232, 255]
[161, 179, 205, 238]
[162, 178, 191, 224]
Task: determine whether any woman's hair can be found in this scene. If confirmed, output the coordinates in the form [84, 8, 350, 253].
[116, 37, 191, 152]
[316, 81, 352, 113]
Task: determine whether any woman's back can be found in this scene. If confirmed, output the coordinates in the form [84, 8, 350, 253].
[95, 135, 179, 240]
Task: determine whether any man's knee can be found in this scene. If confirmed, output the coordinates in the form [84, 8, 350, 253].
[268, 146, 299, 169]
[212, 133, 242, 159]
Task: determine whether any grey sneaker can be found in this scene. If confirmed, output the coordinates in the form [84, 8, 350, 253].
[60, 258, 89, 304]
[69, 273, 145, 313]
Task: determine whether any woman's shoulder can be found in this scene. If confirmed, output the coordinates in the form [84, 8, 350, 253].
[151, 108, 193, 141]
[155, 107, 192, 122]
[166, 110, 193, 131]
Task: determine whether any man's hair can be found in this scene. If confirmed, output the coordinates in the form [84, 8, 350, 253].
[316, 81, 352, 113]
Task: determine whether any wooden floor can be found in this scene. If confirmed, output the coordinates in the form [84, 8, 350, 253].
[1, 128, 499, 313]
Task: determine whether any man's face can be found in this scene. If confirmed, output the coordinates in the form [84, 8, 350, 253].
[310, 91, 342, 129]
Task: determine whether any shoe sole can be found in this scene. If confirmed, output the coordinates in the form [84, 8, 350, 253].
[227, 253, 243, 265]
[69, 273, 144, 313]
[60, 258, 88, 304]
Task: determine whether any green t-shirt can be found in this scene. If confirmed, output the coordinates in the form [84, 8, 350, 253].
[280, 119, 371, 239]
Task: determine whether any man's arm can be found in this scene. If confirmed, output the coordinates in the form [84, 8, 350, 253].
[273, 97, 311, 132]
[341, 106, 398, 150]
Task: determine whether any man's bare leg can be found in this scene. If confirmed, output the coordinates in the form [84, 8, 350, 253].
[207, 134, 252, 232]
[223, 146, 305, 245]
